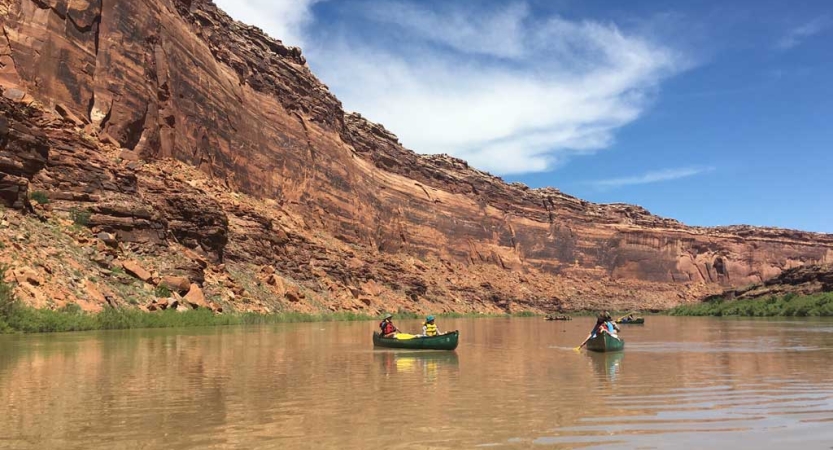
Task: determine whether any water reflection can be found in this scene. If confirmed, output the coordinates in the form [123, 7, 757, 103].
[1, 318, 833, 449]
[587, 351, 624, 382]
[374, 350, 459, 381]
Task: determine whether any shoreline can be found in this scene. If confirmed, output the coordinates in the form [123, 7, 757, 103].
[670, 292, 833, 317]
[0, 300, 540, 334]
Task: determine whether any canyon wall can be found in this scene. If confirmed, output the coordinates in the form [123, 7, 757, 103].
[1, 0, 831, 313]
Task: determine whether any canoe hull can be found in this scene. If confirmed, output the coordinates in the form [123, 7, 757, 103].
[373, 331, 459, 350]
[586, 333, 624, 352]
[616, 318, 645, 325]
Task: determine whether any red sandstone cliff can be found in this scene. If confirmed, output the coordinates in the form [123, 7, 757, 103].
[706, 264, 833, 302]
[1, 0, 831, 314]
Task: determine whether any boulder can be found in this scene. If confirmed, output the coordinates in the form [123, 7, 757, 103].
[96, 232, 119, 248]
[285, 286, 304, 303]
[159, 276, 191, 295]
[0, 175, 31, 210]
[183, 284, 208, 309]
[122, 260, 152, 283]
[267, 274, 284, 288]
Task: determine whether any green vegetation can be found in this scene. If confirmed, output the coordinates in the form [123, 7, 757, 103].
[670, 293, 833, 317]
[0, 266, 542, 334]
[0, 267, 15, 334]
[154, 285, 172, 298]
[29, 191, 49, 205]
[0, 302, 539, 336]
[0, 305, 379, 334]
[69, 207, 91, 226]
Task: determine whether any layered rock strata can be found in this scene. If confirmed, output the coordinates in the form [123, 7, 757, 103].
[1, 0, 831, 314]
[708, 264, 833, 301]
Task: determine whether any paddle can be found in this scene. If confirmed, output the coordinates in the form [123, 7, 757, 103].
[615, 311, 636, 322]
[575, 333, 592, 351]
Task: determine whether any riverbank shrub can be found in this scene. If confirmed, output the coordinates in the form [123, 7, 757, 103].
[0, 299, 538, 334]
[154, 285, 172, 298]
[29, 191, 49, 205]
[69, 207, 91, 226]
[0, 268, 15, 333]
[670, 292, 833, 317]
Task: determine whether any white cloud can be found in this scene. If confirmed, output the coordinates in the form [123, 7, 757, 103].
[589, 167, 715, 190]
[776, 16, 830, 50]
[363, 1, 530, 59]
[213, 1, 688, 175]
[212, 0, 318, 47]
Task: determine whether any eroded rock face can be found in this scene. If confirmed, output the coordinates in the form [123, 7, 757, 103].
[709, 264, 833, 301]
[1, 0, 831, 313]
[0, 100, 48, 209]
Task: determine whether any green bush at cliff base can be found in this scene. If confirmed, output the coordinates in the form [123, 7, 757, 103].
[0, 262, 538, 334]
[670, 292, 833, 317]
[0, 268, 16, 333]
[0, 296, 539, 334]
[29, 191, 49, 205]
[0, 306, 367, 333]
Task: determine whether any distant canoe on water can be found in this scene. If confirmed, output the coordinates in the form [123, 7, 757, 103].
[586, 333, 625, 353]
[544, 315, 572, 321]
[616, 317, 645, 325]
[373, 331, 459, 351]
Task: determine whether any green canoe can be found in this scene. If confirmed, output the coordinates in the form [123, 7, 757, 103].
[586, 333, 624, 352]
[616, 317, 645, 325]
[373, 331, 459, 350]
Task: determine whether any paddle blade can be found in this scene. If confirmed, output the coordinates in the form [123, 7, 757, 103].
[394, 333, 416, 340]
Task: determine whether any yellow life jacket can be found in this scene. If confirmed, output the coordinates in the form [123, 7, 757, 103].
[424, 322, 438, 336]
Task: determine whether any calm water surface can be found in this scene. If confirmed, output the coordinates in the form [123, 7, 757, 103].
[1, 317, 832, 449]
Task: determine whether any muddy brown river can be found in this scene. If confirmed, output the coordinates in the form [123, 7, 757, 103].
[1, 317, 832, 449]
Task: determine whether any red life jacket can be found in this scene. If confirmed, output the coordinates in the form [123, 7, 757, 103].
[380, 321, 395, 335]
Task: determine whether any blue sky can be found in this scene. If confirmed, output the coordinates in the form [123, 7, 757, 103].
[214, 0, 832, 233]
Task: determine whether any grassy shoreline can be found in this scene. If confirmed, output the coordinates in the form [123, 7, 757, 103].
[0, 297, 539, 335]
[0, 265, 543, 334]
[670, 292, 833, 317]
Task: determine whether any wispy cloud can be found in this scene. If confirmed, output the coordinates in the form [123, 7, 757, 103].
[363, 1, 530, 59]
[213, 0, 319, 47]
[213, 1, 689, 176]
[776, 16, 830, 50]
[589, 167, 715, 190]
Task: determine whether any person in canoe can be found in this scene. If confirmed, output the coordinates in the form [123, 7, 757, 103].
[421, 315, 442, 337]
[576, 313, 619, 350]
[379, 313, 400, 338]
[620, 313, 637, 323]
[604, 312, 620, 335]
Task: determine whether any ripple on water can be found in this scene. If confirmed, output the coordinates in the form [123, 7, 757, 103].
[629, 341, 823, 354]
[537, 377, 833, 449]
